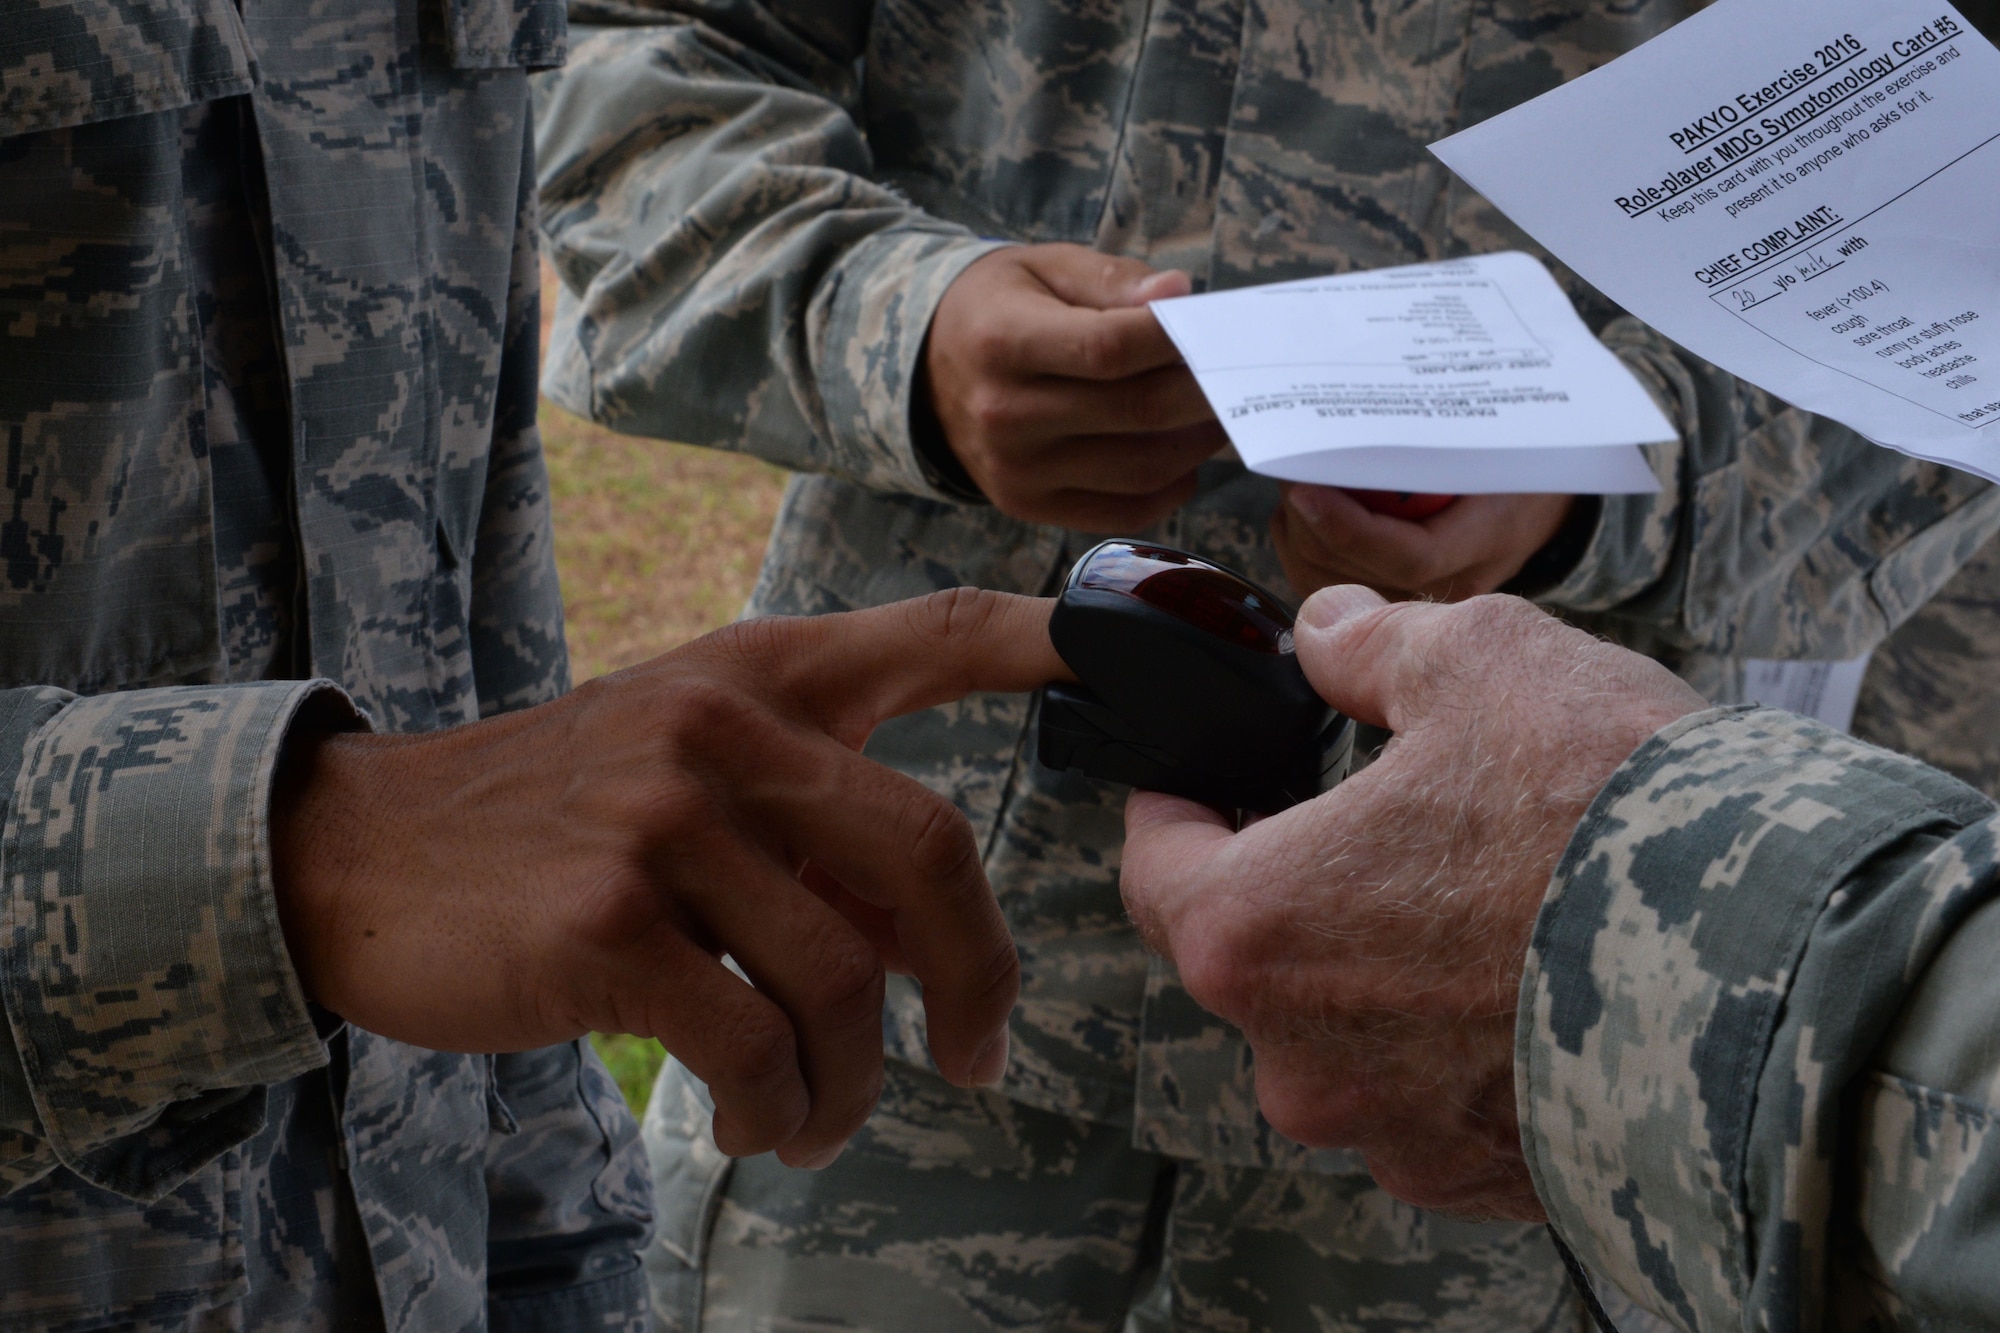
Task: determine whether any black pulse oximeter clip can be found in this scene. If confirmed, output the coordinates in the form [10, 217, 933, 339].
[1035, 540, 1355, 813]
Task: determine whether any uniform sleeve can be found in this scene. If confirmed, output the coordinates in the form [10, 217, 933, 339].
[532, 0, 1006, 499]
[1537, 319, 2000, 661]
[0, 680, 365, 1204]
[1520, 706, 2000, 1330]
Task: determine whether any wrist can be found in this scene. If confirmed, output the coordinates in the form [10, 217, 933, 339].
[910, 347, 988, 505]
[270, 730, 395, 1010]
[819, 229, 1008, 497]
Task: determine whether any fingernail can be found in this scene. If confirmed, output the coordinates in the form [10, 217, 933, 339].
[1299, 585, 1386, 633]
[1133, 270, 1191, 303]
[970, 1029, 1011, 1087]
[799, 1144, 845, 1171]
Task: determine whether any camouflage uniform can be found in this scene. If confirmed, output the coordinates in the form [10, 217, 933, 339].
[532, 0, 1999, 1325]
[1527, 705, 2000, 1329]
[0, 1, 652, 1327]
[1854, 533, 2000, 798]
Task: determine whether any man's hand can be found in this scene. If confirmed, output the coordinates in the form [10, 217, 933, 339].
[1120, 587, 1703, 1219]
[1270, 483, 1576, 601]
[922, 243, 1226, 530]
[273, 590, 1064, 1170]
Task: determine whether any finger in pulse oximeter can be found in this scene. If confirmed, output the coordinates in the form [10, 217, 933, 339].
[1034, 540, 1354, 813]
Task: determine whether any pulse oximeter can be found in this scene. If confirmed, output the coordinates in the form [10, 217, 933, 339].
[1035, 541, 1355, 813]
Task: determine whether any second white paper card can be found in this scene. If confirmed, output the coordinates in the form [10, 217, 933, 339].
[1148, 252, 1671, 494]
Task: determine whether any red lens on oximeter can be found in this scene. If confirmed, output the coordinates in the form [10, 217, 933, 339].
[1037, 540, 1353, 813]
[1074, 543, 1293, 655]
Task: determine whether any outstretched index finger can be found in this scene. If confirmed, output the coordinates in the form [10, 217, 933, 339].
[735, 590, 1070, 749]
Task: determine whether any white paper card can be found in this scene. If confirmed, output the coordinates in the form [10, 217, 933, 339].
[1148, 252, 1672, 494]
[1432, 0, 2000, 485]
[1743, 654, 1873, 731]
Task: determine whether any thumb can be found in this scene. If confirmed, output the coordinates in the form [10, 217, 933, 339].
[1291, 585, 1435, 732]
[1028, 244, 1193, 310]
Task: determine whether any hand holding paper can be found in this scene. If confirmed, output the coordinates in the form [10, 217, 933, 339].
[1272, 487, 1578, 603]
[921, 244, 1224, 531]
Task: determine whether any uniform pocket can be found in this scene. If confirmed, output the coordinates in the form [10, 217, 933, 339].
[484, 1042, 653, 1323]
[1865, 484, 2000, 635]
[439, 0, 566, 70]
[640, 1060, 733, 1333]
[0, 1152, 244, 1332]
[0, 95, 228, 693]
[0, 0, 255, 138]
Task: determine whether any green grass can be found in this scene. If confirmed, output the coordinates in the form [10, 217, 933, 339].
[542, 265, 790, 1118]
[591, 1032, 672, 1115]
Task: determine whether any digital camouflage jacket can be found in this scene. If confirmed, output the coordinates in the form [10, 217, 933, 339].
[0, 0, 651, 1328]
[1530, 705, 2000, 1330]
[533, 0, 2000, 1172]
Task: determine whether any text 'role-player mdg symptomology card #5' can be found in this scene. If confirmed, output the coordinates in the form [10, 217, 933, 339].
[1433, 0, 2000, 484]
[1147, 252, 1673, 495]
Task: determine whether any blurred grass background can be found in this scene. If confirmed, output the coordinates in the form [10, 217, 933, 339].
[539, 261, 791, 1114]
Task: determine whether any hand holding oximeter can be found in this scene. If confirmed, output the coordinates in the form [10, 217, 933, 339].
[1035, 541, 1354, 813]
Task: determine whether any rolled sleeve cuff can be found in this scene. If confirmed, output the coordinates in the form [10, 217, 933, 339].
[1517, 706, 1992, 1328]
[1532, 435, 1678, 611]
[815, 227, 1011, 500]
[1, 680, 367, 1201]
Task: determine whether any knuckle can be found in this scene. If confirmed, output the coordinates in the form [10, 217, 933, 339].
[902, 788, 982, 890]
[984, 456, 1037, 499]
[803, 933, 887, 1028]
[1447, 595, 1549, 661]
[1456, 592, 1542, 635]
[617, 761, 724, 848]
[967, 324, 1015, 375]
[710, 614, 795, 675]
[904, 586, 998, 654]
[900, 788, 1018, 1010]
[1075, 324, 1122, 378]
[1260, 1081, 1353, 1149]
[657, 674, 764, 758]
[567, 858, 661, 950]
[1172, 925, 1260, 1024]
[1256, 1059, 1381, 1149]
[722, 1006, 800, 1092]
[964, 382, 1016, 433]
